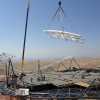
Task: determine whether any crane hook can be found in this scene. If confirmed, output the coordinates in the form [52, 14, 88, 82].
[58, 1, 62, 6]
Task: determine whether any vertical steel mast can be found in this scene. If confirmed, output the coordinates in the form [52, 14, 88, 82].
[22, 0, 30, 72]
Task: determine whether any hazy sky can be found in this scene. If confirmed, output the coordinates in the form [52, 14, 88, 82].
[0, 0, 100, 59]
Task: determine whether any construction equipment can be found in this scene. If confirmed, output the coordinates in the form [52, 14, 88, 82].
[37, 60, 46, 81]
[69, 57, 80, 70]
[52, 0, 65, 21]
[6, 58, 18, 89]
[57, 62, 66, 72]
[43, 30, 83, 43]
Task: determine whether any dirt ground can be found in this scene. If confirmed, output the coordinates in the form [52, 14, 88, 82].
[14, 57, 100, 72]
[0, 57, 100, 74]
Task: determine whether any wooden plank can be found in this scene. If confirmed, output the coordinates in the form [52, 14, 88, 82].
[0, 95, 21, 100]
